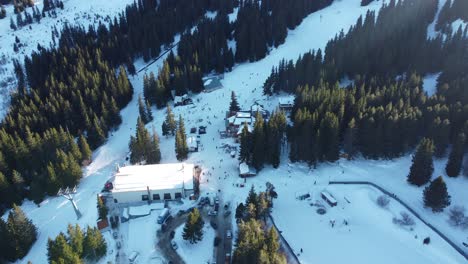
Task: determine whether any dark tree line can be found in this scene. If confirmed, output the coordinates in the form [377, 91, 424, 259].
[263, 0, 467, 166]
[239, 111, 287, 171]
[361, 0, 374, 6]
[129, 117, 161, 165]
[142, 0, 335, 108]
[233, 185, 283, 264]
[436, 0, 468, 32]
[234, 0, 333, 62]
[47, 224, 107, 263]
[1, 4, 7, 19]
[0, 0, 232, 208]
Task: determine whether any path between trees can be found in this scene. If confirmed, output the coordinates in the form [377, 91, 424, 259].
[329, 181, 468, 261]
[137, 41, 180, 74]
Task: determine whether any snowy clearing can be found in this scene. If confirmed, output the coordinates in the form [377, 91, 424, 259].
[423, 72, 441, 96]
[174, 223, 216, 264]
[272, 184, 465, 264]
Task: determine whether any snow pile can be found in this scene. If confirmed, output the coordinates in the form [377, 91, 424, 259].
[128, 203, 164, 217]
[174, 223, 215, 264]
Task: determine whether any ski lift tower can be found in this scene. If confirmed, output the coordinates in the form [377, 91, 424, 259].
[57, 186, 82, 220]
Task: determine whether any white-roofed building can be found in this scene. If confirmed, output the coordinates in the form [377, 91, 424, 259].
[226, 111, 255, 137]
[111, 163, 195, 204]
[239, 162, 256, 177]
[279, 96, 295, 111]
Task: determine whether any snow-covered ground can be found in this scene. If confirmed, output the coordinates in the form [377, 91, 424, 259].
[119, 210, 161, 264]
[173, 223, 216, 264]
[3, 0, 468, 263]
[423, 72, 441, 96]
[451, 18, 468, 33]
[0, 0, 134, 119]
[272, 184, 464, 264]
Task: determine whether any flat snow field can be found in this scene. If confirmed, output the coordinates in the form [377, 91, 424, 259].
[271, 184, 465, 264]
[2, 0, 468, 263]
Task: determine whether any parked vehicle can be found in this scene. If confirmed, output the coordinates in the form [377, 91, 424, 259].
[128, 251, 139, 263]
[190, 127, 197, 133]
[113, 232, 118, 239]
[170, 230, 175, 239]
[171, 241, 178, 250]
[226, 230, 232, 239]
[208, 210, 218, 216]
[223, 210, 231, 217]
[199, 126, 207, 134]
[177, 209, 186, 216]
[157, 208, 170, 224]
[116, 241, 121, 249]
[210, 220, 218, 229]
[214, 237, 220, 247]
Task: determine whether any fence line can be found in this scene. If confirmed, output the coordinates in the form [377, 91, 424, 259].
[329, 181, 468, 260]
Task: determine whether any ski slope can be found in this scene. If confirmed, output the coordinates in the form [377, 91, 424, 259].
[0, 0, 134, 119]
[2, 0, 467, 263]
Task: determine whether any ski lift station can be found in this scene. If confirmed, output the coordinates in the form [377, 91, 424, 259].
[111, 163, 195, 204]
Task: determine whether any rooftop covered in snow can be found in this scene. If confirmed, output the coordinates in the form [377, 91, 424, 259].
[112, 163, 194, 193]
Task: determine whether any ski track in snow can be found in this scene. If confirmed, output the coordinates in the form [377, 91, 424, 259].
[1, 0, 467, 263]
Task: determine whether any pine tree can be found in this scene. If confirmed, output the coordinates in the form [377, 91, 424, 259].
[182, 208, 204, 244]
[78, 135, 92, 163]
[343, 118, 357, 159]
[0, 5, 6, 19]
[423, 176, 451, 212]
[10, 17, 17, 30]
[83, 226, 107, 260]
[0, 172, 14, 206]
[129, 117, 152, 164]
[146, 128, 161, 164]
[145, 100, 153, 122]
[67, 224, 84, 257]
[318, 112, 340, 162]
[97, 195, 108, 220]
[229, 91, 241, 113]
[239, 122, 251, 163]
[251, 112, 265, 170]
[163, 105, 177, 135]
[87, 116, 106, 148]
[407, 138, 435, 186]
[47, 232, 81, 264]
[45, 163, 60, 196]
[235, 202, 245, 220]
[445, 133, 466, 177]
[175, 115, 189, 161]
[138, 95, 151, 124]
[6, 204, 37, 261]
[246, 185, 257, 207]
